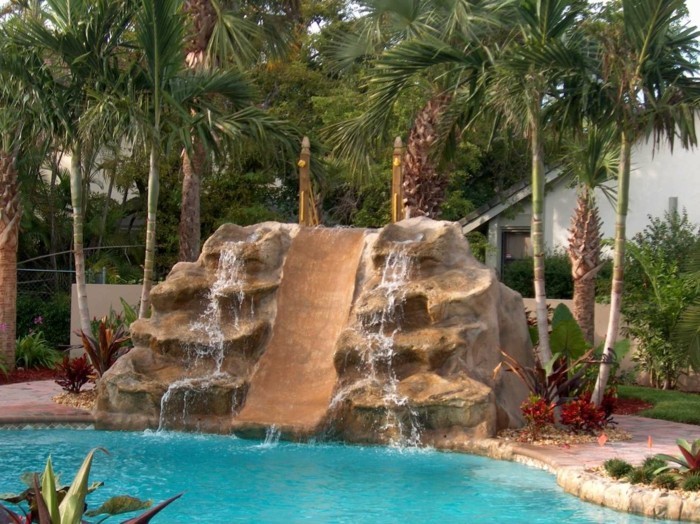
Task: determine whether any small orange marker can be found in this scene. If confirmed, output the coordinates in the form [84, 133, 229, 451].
[648, 435, 653, 448]
[598, 433, 608, 447]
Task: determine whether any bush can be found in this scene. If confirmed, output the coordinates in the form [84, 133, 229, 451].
[561, 398, 606, 433]
[622, 211, 700, 389]
[521, 394, 554, 428]
[16, 292, 70, 349]
[501, 252, 573, 299]
[653, 473, 678, 490]
[603, 458, 633, 479]
[55, 354, 94, 393]
[682, 474, 700, 492]
[15, 332, 62, 369]
[642, 456, 667, 472]
[627, 467, 654, 485]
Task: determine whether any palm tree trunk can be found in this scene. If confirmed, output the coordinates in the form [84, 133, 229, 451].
[178, 140, 205, 262]
[530, 109, 552, 366]
[592, 131, 631, 406]
[178, 0, 216, 262]
[139, 143, 160, 318]
[0, 152, 21, 371]
[70, 147, 92, 335]
[402, 93, 451, 218]
[568, 188, 603, 345]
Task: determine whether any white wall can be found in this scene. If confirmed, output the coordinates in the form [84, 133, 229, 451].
[546, 135, 700, 250]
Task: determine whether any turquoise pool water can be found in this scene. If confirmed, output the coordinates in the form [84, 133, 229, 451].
[0, 430, 659, 523]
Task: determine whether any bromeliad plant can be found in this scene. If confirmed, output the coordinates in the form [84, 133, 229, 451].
[0, 448, 181, 523]
[655, 438, 700, 477]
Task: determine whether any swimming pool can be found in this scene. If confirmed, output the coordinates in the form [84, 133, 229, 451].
[0, 429, 659, 523]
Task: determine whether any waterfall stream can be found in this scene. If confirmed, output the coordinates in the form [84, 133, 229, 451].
[158, 242, 247, 430]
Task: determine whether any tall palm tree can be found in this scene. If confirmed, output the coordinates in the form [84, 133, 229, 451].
[591, 0, 700, 405]
[131, 0, 299, 317]
[560, 125, 618, 345]
[6, 0, 137, 335]
[178, 0, 300, 262]
[484, 0, 588, 365]
[328, 0, 503, 215]
[0, 144, 20, 371]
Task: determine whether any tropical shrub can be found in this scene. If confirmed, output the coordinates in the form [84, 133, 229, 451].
[502, 252, 573, 299]
[16, 293, 71, 349]
[603, 458, 633, 479]
[80, 319, 129, 377]
[623, 211, 700, 389]
[682, 474, 700, 492]
[0, 448, 181, 523]
[520, 394, 554, 430]
[655, 438, 700, 476]
[55, 355, 94, 393]
[652, 473, 678, 490]
[15, 332, 62, 369]
[560, 398, 606, 433]
[627, 466, 654, 485]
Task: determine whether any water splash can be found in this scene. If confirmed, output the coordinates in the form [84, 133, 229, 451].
[258, 425, 281, 448]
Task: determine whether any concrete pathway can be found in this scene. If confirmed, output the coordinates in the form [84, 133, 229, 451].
[0, 380, 93, 427]
[511, 414, 700, 470]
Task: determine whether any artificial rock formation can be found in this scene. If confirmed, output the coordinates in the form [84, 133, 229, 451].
[96, 218, 533, 442]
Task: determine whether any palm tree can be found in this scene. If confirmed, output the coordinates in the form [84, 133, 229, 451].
[0, 142, 21, 371]
[561, 125, 619, 345]
[591, 0, 700, 405]
[327, 0, 502, 216]
[6, 0, 137, 335]
[178, 0, 301, 262]
[483, 0, 588, 365]
[130, 0, 299, 317]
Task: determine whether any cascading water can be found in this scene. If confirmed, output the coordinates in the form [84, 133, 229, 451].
[158, 241, 248, 430]
[333, 244, 422, 447]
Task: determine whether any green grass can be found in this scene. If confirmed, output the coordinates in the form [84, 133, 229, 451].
[618, 385, 700, 425]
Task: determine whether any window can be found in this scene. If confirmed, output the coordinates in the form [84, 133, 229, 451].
[502, 230, 532, 267]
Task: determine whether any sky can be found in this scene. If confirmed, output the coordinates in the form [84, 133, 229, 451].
[688, 0, 700, 29]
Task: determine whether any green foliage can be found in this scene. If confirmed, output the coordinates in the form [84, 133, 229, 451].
[603, 458, 633, 479]
[15, 332, 62, 369]
[627, 466, 654, 485]
[642, 456, 667, 473]
[502, 253, 573, 299]
[617, 386, 700, 425]
[623, 211, 700, 389]
[0, 449, 181, 523]
[682, 474, 700, 492]
[655, 439, 700, 476]
[550, 304, 588, 361]
[652, 473, 678, 490]
[16, 293, 71, 350]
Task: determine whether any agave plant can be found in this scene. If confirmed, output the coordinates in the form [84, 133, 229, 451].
[0, 448, 181, 523]
[655, 439, 700, 477]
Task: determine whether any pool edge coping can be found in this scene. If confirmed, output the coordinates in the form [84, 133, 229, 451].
[431, 436, 700, 522]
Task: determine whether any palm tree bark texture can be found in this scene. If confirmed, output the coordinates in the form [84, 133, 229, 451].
[178, 0, 216, 263]
[402, 93, 451, 219]
[567, 188, 603, 345]
[0, 152, 20, 371]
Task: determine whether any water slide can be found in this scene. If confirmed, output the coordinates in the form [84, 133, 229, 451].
[233, 228, 366, 436]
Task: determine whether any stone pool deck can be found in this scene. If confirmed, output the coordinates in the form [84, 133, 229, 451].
[1, 381, 700, 520]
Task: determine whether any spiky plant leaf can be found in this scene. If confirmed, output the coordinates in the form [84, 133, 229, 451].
[84, 495, 152, 517]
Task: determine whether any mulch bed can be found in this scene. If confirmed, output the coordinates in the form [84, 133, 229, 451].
[0, 367, 57, 385]
[613, 397, 654, 415]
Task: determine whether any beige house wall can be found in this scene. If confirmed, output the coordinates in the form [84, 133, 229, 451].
[70, 284, 141, 347]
